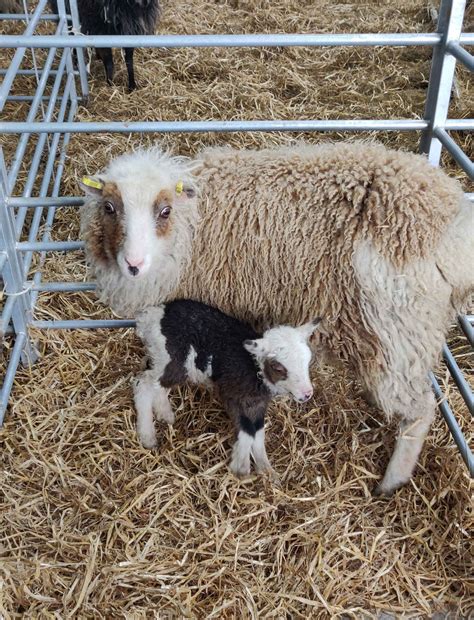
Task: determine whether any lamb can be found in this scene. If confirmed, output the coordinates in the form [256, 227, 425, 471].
[48, 0, 160, 91]
[134, 300, 320, 477]
[80, 141, 474, 495]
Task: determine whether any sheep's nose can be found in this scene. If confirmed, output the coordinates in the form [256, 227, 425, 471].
[126, 257, 144, 276]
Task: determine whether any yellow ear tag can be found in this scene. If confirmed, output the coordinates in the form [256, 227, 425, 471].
[175, 181, 184, 195]
[82, 176, 103, 190]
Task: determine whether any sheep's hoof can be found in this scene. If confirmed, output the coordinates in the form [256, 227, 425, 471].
[257, 466, 280, 485]
[229, 462, 251, 480]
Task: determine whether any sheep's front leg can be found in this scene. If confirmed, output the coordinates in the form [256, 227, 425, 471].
[252, 425, 276, 478]
[133, 371, 158, 449]
[230, 431, 253, 478]
[152, 385, 175, 425]
[375, 392, 435, 496]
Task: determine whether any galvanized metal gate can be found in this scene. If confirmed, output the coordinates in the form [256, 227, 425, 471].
[0, 0, 472, 473]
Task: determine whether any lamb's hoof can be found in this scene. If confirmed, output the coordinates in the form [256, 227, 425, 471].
[257, 466, 280, 485]
[138, 432, 158, 450]
[229, 463, 251, 480]
[373, 480, 407, 498]
[154, 409, 175, 425]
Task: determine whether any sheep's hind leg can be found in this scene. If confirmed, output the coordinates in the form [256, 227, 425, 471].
[152, 384, 175, 425]
[133, 371, 158, 449]
[374, 384, 436, 497]
[124, 47, 137, 92]
[97, 47, 114, 85]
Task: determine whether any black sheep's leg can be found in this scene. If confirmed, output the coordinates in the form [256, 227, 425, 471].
[97, 47, 114, 85]
[124, 47, 137, 92]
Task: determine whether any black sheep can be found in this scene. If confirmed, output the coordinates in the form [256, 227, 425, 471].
[49, 0, 160, 91]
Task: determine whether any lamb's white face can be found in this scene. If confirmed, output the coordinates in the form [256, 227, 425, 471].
[244, 320, 321, 402]
[80, 149, 196, 280]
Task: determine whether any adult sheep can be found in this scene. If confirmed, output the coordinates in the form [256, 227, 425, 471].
[80, 142, 474, 495]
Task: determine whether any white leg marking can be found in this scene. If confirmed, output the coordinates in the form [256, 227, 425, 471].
[133, 372, 158, 449]
[153, 385, 175, 424]
[229, 431, 253, 477]
[251, 427, 272, 473]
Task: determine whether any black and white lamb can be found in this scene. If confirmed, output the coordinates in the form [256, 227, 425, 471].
[48, 0, 160, 91]
[134, 300, 321, 478]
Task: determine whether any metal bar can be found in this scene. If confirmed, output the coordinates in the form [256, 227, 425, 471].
[8, 196, 84, 207]
[0, 119, 430, 134]
[6, 95, 84, 102]
[0, 69, 79, 76]
[0, 32, 446, 49]
[7, 45, 60, 193]
[443, 120, 474, 129]
[0, 13, 65, 20]
[459, 315, 474, 348]
[16, 241, 84, 252]
[467, 315, 474, 324]
[420, 0, 466, 164]
[0, 0, 49, 112]
[67, 0, 89, 101]
[446, 41, 474, 71]
[0, 152, 38, 367]
[32, 281, 96, 292]
[0, 332, 26, 425]
[430, 372, 474, 475]
[442, 345, 474, 415]
[433, 128, 474, 179]
[31, 319, 136, 329]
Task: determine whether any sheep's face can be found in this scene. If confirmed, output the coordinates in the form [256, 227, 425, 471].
[80, 151, 197, 280]
[244, 319, 321, 403]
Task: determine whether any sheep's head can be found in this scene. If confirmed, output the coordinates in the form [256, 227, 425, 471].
[244, 319, 322, 403]
[80, 149, 197, 280]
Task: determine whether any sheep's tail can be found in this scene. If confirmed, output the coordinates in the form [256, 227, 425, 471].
[435, 197, 474, 312]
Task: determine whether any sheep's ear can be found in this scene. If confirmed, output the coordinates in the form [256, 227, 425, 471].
[243, 338, 268, 358]
[298, 317, 322, 341]
[79, 175, 104, 197]
[175, 179, 197, 200]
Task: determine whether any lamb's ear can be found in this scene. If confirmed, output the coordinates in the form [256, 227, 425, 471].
[243, 338, 268, 358]
[79, 175, 104, 198]
[298, 317, 322, 340]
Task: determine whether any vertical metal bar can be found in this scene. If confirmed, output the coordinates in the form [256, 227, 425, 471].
[67, 0, 89, 101]
[0, 332, 26, 425]
[0, 150, 38, 366]
[419, 0, 466, 163]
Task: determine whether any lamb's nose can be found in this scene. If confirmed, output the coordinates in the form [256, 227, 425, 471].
[126, 258, 144, 276]
[300, 389, 313, 402]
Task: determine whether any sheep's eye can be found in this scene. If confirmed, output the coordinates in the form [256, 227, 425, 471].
[159, 206, 171, 219]
[270, 361, 286, 374]
[103, 201, 115, 214]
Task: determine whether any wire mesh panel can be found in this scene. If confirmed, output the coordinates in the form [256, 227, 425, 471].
[0, 0, 472, 473]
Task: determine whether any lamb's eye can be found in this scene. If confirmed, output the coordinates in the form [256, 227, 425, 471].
[270, 361, 286, 374]
[159, 206, 171, 219]
[104, 201, 115, 214]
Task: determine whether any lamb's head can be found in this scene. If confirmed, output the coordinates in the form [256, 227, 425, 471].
[244, 319, 321, 402]
[80, 148, 198, 280]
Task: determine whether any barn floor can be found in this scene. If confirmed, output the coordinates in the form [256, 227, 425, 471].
[1, 0, 473, 617]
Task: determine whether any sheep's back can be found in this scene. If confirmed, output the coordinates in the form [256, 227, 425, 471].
[179, 142, 464, 367]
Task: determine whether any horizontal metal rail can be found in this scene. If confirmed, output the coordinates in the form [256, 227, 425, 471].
[433, 128, 474, 179]
[8, 197, 84, 207]
[0, 13, 66, 20]
[31, 281, 96, 292]
[446, 41, 474, 71]
[31, 319, 136, 329]
[16, 241, 84, 252]
[0, 119, 432, 134]
[0, 32, 452, 49]
[430, 372, 474, 475]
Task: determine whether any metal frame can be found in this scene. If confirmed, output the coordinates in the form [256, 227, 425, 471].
[0, 0, 472, 474]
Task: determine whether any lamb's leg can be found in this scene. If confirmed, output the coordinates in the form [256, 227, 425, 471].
[96, 47, 114, 85]
[229, 431, 253, 477]
[251, 424, 277, 480]
[124, 47, 137, 92]
[152, 384, 175, 425]
[133, 371, 158, 449]
[375, 388, 436, 497]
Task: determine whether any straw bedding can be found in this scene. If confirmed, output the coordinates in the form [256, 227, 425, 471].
[1, 1, 473, 617]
